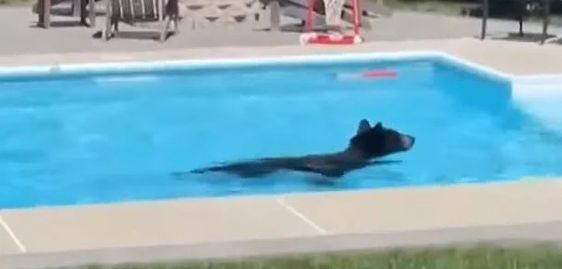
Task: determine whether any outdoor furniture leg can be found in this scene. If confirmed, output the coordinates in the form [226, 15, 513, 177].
[38, 0, 51, 28]
[270, 0, 280, 31]
[80, 0, 87, 25]
[89, 0, 97, 27]
[541, 0, 550, 44]
[480, 0, 488, 40]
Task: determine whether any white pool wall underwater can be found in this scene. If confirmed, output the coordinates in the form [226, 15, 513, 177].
[0, 52, 512, 85]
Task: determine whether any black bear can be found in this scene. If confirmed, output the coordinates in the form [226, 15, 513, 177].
[189, 119, 415, 178]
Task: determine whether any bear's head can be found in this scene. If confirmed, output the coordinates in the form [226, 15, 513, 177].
[349, 119, 415, 159]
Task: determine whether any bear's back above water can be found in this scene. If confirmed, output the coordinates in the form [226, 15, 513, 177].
[186, 119, 415, 178]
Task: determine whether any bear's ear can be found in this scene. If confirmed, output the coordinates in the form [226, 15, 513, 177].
[356, 119, 371, 135]
[374, 122, 383, 130]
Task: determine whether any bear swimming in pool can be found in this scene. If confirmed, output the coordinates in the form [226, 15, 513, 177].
[188, 119, 415, 178]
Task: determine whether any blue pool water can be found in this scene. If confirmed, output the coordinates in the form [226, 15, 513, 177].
[1, 58, 562, 209]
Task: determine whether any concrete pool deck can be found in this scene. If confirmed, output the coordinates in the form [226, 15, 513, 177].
[1, 39, 562, 268]
[2, 38, 562, 75]
[1, 179, 562, 268]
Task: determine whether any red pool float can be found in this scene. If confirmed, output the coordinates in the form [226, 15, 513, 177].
[362, 69, 397, 78]
[337, 69, 398, 80]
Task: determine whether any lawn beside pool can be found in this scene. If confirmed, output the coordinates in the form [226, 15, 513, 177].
[77, 243, 562, 269]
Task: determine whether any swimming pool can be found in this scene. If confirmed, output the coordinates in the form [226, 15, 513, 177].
[1, 53, 562, 209]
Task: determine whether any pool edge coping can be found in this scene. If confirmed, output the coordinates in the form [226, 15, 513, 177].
[1, 178, 561, 256]
[3, 49, 562, 88]
[0, 51, 441, 77]
[2, 218, 562, 269]
[0, 51, 508, 80]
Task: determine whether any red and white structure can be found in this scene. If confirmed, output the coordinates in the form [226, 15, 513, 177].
[299, 0, 363, 45]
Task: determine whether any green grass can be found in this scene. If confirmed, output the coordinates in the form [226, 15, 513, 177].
[74, 243, 562, 269]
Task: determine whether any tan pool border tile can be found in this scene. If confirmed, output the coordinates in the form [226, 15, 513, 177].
[1, 38, 562, 76]
[2, 217, 562, 269]
[0, 196, 322, 254]
[0, 215, 24, 255]
[282, 179, 562, 234]
[0, 178, 561, 257]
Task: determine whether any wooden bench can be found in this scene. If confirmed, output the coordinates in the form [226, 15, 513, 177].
[35, 0, 96, 28]
[103, 0, 180, 41]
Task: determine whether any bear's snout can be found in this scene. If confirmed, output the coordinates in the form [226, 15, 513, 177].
[401, 135, 415, 150]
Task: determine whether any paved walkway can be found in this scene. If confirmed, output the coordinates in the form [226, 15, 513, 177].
[1, 5, 562, 55]
[2, 38, 562, 75]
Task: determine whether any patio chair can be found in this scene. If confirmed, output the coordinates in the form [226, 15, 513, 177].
[104, 0, 180, 41]
[34, 0, 96, 28]
[480, 0, 552, 44]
